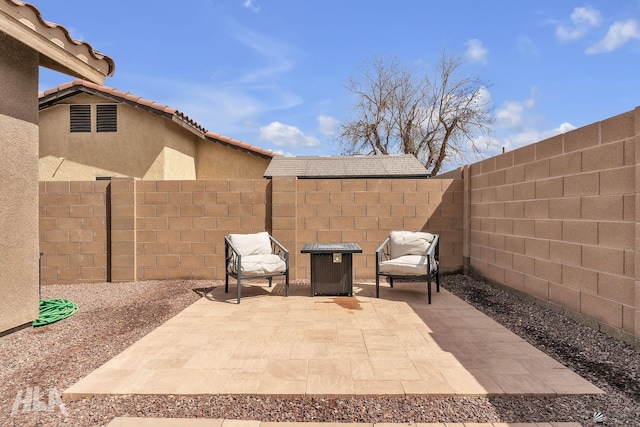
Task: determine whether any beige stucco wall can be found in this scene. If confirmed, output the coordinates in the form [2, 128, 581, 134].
[39, 94, 198, 180]
[196, 141, 271, 179]
[39, 92, 272, 181]
[0, 34, 40, 333]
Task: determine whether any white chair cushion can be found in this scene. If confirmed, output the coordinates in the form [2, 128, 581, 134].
[379, 255, 436, 276]
[229, 232, 272, 257]
[236, 254, 287, 276]
[389, 231, 434, 258]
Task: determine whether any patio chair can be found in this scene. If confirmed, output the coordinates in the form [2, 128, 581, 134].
[375, 230, 440, 304]
[225, 231, 290, 304]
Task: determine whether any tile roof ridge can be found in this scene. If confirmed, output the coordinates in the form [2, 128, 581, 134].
[6, 0, 115, 76]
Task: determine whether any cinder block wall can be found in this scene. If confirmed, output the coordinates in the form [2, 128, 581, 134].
[134, 179, 270, 281]
[273, 178, 463, 279]
[287, 178, 463, 280]
[39, 177, 463, 284]
[39, 181, 110, 285]
[466, 108, 640, 345]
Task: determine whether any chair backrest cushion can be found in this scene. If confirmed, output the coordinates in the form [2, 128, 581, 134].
[229, 232, 272, 257]
[389, 230, 434, 259]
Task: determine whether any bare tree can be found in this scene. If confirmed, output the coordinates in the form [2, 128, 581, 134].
[339, 52, 493, 175]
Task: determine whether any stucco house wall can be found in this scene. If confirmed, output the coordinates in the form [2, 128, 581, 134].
[0, 0, 114, 335]
[196, 141, 271, 179]
[39, 93, 198, 180]
[39, 81, 274, 181]
[0, 32, 40, 334]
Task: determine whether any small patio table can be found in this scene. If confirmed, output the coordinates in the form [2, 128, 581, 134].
[300, 242, 362, 296]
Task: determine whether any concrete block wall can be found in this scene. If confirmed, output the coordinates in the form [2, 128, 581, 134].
[291, 178, 464, 280]
[134, 179, 270, 281]
[39, 181, 110, 285]
[40, 177, 463, 284]
[466, 108, 639, 345]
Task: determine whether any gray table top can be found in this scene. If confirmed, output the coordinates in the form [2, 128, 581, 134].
[300, 242, 362, 254]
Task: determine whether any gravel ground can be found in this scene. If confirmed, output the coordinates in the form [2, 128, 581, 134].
[1, 275, 638, 426]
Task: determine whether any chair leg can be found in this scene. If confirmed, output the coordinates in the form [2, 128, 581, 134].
[375, 274, 380, 298]
[436, 270, 440, 292]
[285, 272, 289, 297]
[389, 277, 394, 288]
[427, 277, 432, 304]
[268, 277, 272, 287]
[225, 273, 229, 293]
[236, 273, 241, 304]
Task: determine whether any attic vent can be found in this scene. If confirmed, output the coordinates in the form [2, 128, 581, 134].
[70, 105, 91, 133]
[96, 104, 117, 132]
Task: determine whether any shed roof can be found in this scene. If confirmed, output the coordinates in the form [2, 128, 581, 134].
[39, 80, 276, 160]
[263, 155, 429, 178]
[0, 0, 115, 83]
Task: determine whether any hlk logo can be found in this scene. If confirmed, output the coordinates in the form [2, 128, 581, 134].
[10, 387, 67, 417]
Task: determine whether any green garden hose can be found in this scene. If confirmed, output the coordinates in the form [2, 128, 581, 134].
[32, 298, 78, 327]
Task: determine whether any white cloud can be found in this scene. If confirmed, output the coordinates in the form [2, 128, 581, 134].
[555, 122, 577, 134]
[586, 19, 640, 53]
[242, 0, 260, 13]
[495, 96, 536, 130]
[556, 6, 602, 41]
[259, 122, 321, 148]
[317, 115, 340, 136]
[517, 35, 539, 56]
[476, 121, 577, 162]
[465, 39, 488, 64]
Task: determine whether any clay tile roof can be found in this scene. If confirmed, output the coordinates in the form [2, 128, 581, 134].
[38, 80, 276, 159]
[205, 131, 276, 159]
[263, 154, 430, 178]
[0, 0, 115, 82]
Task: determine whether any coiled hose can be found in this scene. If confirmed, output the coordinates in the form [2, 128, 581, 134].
[32, 298, 78, 327]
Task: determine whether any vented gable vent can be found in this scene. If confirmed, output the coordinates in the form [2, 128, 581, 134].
[97, 104, 117, 132]
[70, 105, 91, 132]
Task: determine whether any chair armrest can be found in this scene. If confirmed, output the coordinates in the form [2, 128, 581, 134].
[426, 234, 439, 272]
[225, 235, 241, 256]
[225, 235, 241, 274]
[376, 236, 391, 265]
[269, 235, 289, 265]
[426, 234, 439, 257]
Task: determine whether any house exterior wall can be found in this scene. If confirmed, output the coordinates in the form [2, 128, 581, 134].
[0, 33, 41, 333]
[466, 108, 640, 346]
[39, 94, 198, 180]
[39, 93, 271, 181]
[195, 141, 271, 179]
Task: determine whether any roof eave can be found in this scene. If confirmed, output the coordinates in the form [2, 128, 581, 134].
[0, 2, 114, 84]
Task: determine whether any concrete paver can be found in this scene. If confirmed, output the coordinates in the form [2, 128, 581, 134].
[66, 281, 603, 400]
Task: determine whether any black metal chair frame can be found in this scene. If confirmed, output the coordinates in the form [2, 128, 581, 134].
[375, 233, 440, 304]
[224, 234, 289, 304]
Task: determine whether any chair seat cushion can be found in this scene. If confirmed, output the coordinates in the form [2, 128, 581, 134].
[231, 254, 287, 276]
[379, 255, 437, 276]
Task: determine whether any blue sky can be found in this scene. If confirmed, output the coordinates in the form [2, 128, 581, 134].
[36, 1, 640, 171]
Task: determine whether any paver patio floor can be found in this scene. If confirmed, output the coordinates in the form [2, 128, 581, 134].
[64, 281, 603, 399]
